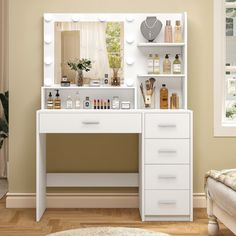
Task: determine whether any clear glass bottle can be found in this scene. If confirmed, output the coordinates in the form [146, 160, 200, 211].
[66, 96, 73, 109]
[47, 92, 54, 109]
[112, 96, 120, 109]
[147, 54, 154, 74]
[54, 90, 61, 109]
[164, 20, 173, 43]
[83, 96, 91, 109]
[173, 54, 181, 74]
[153, 54, 160, 74]
[174, 20, 182, 43]
[163, 54, 171, 74]
[75, 91, 80, 109]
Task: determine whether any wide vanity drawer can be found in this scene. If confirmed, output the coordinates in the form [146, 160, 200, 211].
[145, 165, 189, 190]
[145, 139, 190, 164]
[145, 113, 190, 138]
[39, 113, 142, 133]
[145, 190, 190, 215]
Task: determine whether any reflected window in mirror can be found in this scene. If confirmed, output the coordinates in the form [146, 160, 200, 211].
[54, 22, 124, 85]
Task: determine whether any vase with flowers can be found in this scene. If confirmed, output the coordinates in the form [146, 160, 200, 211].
[67, 58, 92, 86]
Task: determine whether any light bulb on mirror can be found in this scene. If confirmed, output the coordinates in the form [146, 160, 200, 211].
[125, 78, 134, 87]
[44, 14, 53, 23]
[126, 15, 134, 23]
[72, 15, 79, 22]
[44, 35, 52, 44]
[44, 57, 52, 65]
[44, 78, 52, 87]
[126, 35, 135, 44]
[126, 57, 134, 65]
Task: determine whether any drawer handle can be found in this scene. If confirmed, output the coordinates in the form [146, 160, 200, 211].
[158, 149, 177, 154]
[158, 124, 176, 128]
[158, 200, 176, 205]
[82, 121, 100, 125]
[158, 175, 177, 180]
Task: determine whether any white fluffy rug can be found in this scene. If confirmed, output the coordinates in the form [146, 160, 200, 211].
[48, 227, 169, 236]
[0, 178, 8, 199]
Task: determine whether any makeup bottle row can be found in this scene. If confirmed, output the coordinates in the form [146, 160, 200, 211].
[147, 54, 182, 74]
[164, 20, 182, 43]
[46, 90, 131, 110]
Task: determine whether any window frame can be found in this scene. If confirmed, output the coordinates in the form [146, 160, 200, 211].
[214, 0, 236, 136]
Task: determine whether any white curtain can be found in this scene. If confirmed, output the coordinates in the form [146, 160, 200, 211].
[0, 0, 8, 178]
[55, 22, 110, 80]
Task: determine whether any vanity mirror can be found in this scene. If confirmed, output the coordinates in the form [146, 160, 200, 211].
[54, 21, 124, 86]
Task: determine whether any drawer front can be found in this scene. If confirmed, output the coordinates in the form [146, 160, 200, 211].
[145, 114, 190, 138]
[145, 165, 189, 190]
[39, 113, 142, 133]
[145, 190, 190, 215]
[145, 139, 190, 164]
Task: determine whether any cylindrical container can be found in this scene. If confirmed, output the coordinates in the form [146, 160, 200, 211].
[170, 93, 179, 109]
[164, 20, 173, 43]
[174, 20, 182, 43]
[160, 84, 168, 109]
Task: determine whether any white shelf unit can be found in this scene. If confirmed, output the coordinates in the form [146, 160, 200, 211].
[136, 30, 187, 109]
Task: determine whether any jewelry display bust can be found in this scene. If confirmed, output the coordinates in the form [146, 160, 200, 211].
[140, 16, 162, 42]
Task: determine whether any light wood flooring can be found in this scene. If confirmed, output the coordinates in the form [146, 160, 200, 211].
[0, 197, 234, 236]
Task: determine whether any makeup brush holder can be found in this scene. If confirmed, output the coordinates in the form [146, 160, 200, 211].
[143, 90, 156, 109]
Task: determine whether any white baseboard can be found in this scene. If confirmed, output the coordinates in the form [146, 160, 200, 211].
[6, 192, 206, 209]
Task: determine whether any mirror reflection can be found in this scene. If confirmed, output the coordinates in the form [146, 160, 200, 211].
[54, 21, 124, 86]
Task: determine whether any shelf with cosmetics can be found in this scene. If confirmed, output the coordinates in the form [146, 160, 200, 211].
[136, 14, 187, 110]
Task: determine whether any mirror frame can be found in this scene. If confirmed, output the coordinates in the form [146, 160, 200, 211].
[43, 13, 137, 87]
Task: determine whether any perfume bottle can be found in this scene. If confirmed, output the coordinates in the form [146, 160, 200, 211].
[75, 92, 80, 109]
[160, 84, 168, 109]
[173, 54, 181, 74]
[153, 54, 160, 74]
[164, 20, 173, 43]
[163, 54, 171, 74]
[47, 92, 54, 109]
[54, 90, 61, 109]
[147, 54, 154, 74]
[83, 97, 91, 109]
[174, 20, 182, 43]
[66, 96, 73, 109]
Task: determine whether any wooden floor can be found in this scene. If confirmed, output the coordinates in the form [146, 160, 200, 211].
[0, 197, 234, 236]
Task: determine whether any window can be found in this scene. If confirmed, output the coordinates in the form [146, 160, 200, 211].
[214, 0, 236, 135]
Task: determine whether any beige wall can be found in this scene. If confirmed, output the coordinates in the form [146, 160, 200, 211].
[8, 0, 236, 194]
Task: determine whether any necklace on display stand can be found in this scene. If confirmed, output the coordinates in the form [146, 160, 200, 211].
[140, 16, 162, 42]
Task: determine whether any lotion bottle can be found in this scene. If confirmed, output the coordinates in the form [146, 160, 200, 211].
[164, 20, 173, 43]
[174, 20, 182, 43]
[163, 54, 171, 74]
[173, 54, 181, 74]
[147, 54, 154, 74]
[54, 90, 61, 109]
[153, 54, 160, 74]
[47, 92, 54, 109]
[160, 84, 168, 109]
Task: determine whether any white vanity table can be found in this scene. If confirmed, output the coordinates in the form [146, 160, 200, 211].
[37, 13, 193, 222]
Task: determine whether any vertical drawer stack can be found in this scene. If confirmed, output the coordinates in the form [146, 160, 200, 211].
[143, 112, 192, 221]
